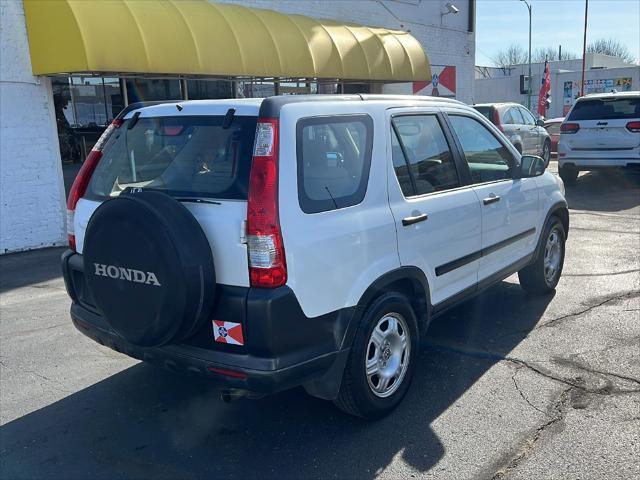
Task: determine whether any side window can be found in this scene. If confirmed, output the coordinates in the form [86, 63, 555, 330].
[502, 109, 515, 125]
[519, 107, 535, 125]
[297, 115, 373, 214]
[509, 107, 525, 125]
[448, 115, 514, 184]
[391, 115, 460, 196]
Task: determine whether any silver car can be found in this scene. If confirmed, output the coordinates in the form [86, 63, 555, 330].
[474, 103, 552, 165]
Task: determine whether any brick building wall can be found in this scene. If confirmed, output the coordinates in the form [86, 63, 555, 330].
[0, 0, 66, 253]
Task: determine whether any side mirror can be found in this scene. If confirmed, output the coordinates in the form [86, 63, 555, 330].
[536, 119, 545, 127]
[517, 155, 546, 178]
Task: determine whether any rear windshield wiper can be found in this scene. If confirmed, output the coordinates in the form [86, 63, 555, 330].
[175, 197, 221, 205]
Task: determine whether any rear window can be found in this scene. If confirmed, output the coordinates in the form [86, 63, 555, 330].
[86, 115, 257, 200]
[568, 97, 640, 121]
[473, 106, 493, 121]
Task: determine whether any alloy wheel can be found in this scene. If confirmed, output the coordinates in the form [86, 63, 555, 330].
[544, 228, 562, 284]
[365, 313, 411, 398]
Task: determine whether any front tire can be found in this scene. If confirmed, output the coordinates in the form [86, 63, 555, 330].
[334, 292, 419, 419]
[518, 217, 566, 294]
[559, 165, 578, 184]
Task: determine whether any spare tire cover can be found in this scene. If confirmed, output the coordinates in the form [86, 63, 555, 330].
[83, 190, 215, 347]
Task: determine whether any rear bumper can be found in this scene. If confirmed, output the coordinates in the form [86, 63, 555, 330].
[559, 157, 640, 169]
[62, 250, 354, 398]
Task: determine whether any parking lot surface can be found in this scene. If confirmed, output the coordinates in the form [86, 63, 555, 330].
[1, 163, 639, 480]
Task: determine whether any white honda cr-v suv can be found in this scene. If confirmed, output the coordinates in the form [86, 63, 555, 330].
[558, 91, 640, 184]
[62, 95, 568, 418]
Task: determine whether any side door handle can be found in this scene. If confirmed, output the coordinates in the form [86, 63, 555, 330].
[483, 195, 501, 206]
[402, 213, 429, 226]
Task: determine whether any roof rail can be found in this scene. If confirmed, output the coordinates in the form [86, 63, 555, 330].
[259, 93, 464, 117]
[115, 100, 182, 119]
[359, 94, 464, 105]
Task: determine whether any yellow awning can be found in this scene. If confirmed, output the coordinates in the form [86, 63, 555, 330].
[23, 0, 430, 82]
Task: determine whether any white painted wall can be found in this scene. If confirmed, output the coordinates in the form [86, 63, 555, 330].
[475, 58, 639, 118]
[0, 0, 66, 253]
[214, 0, 477, 103]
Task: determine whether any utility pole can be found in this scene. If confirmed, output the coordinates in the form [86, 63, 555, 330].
[580, 0, 589, 97]
[521, 0, 532, 109]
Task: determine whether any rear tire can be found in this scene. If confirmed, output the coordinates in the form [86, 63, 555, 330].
[334, 292, 419, 419]
[559, 165, 578, 184]
[542, 140, 551, 167]
[518, 216, 566, 295]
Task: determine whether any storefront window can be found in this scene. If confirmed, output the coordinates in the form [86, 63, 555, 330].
[237, 81, 276, 98]
[52, 76, 124, 164]
[125, 78, 182, 103]
[104, 77, 124, 122]
[279, 81, 317, 95]
[186, 79, 232, 99]
[69, 76, 108, 127]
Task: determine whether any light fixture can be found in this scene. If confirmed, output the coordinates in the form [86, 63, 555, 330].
[443, 3, 459, 15]
[441, 3, 459, 24]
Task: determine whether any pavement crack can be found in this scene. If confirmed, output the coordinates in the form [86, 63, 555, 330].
[2, 362, 74, 395]
[552, 357, 640, 387]
[536, 290, 639, 329]
[423, 342, 640, 395]
[563, 268, 640, 278]
[489, 386, 574, 480]
[511, 366, 548, 416]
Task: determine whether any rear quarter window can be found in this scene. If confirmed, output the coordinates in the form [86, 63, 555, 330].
[296, 115, 373, 214]
[545, 123, 561, 134]
[568, 97, 640, 120]
[473, 106, 493, 121]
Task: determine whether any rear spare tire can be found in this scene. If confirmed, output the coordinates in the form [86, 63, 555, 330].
[83, 190, 215, 347]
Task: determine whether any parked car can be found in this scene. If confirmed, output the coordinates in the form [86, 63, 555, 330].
[543, 117, 564, 154]
[558, 92, 640, 184]
[62, 95, 568, 418]
[473, 103, 551, 165]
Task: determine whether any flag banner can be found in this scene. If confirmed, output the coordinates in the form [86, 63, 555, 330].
[413, 66, 456, 97]
[537, 60, 551, 116]
[212, 320, 245, 345]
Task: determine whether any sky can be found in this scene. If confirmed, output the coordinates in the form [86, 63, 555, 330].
[476, 0, 640, 66]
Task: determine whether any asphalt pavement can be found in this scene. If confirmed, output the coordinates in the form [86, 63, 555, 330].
[1, 163, 639, 480]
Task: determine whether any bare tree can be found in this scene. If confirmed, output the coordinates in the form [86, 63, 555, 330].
[533, 46, 578, 63]
[587, 38, 635, 63]
[492, 44, 528, 69]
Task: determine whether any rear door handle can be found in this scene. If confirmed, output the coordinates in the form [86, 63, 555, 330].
[483, 195, 501, 205]
[402, 213, 429, 226]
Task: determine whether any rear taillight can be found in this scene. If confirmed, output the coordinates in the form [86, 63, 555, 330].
[246, 118, 287, 288]
[492, 109, 504, 132]
[66, 118, 123, 251]
[561, 122, 580, 134]
[626, 121, 640, 133]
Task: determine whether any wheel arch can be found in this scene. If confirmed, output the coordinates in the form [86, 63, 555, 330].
[345, 267, 432, 348]
[534, 201, 569, 262]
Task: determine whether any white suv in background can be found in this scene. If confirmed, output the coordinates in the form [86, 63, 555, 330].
[62, 95, 568, 418]
[558, 92, 640, 184]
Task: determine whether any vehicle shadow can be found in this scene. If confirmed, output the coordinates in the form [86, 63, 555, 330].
[565, 170, 640, 213]
[0, 280, 552, 480]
